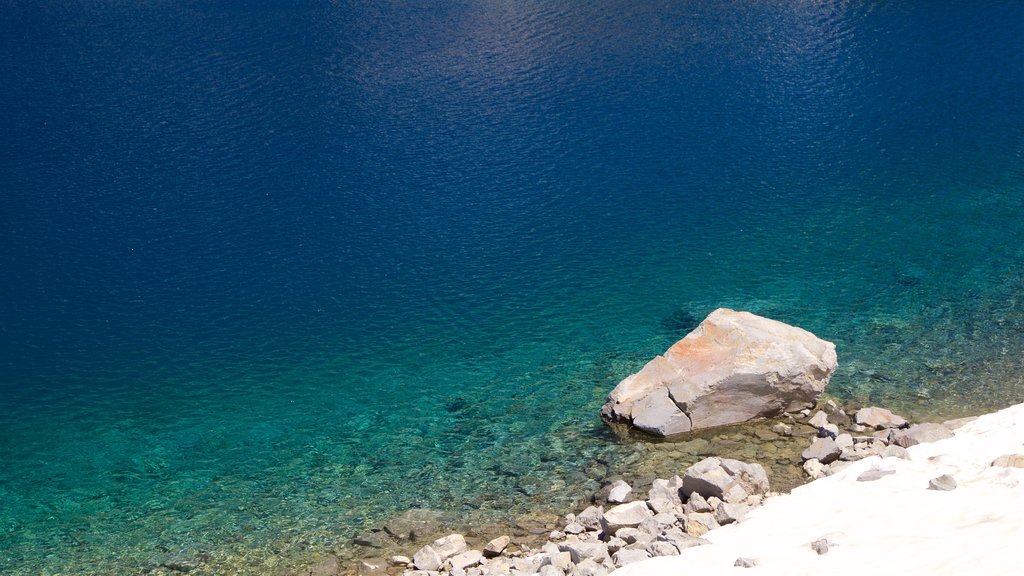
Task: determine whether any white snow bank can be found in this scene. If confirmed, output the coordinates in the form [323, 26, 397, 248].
[613, 402, 1024, 576]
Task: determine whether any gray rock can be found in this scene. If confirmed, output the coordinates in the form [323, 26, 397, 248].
[570, 558, 609, 576]
[483, 535, 510, 558]
[541, 551, 573, 571]
[992, 454, 1024, 468]
[607, 480, 633, 504]
[647, 497, 679, 515]
[651, 512, 678, 528]
[413, 546, 443, 572]
[715, 502, 751, 525]
[432, 534, 468, 562]
[390, 556, 412, 566]
[810, 538, 829, 555]
[647, 541, 680, 557]
[615, 527, 653, 546]
[802, 437, 841, 464]
[684, 491, 713, 513]
[564, 522, 586, 535]
[612, 548, 652, 568]
[681, 457, 770, 501]
[803, 458, 827, 479]
[855, 407, 908, 430]
[835, 433, 854, 449]
[558, 541, 611, 565]
[602, 501, 655, 534]
[928, 474, 957, 491]
[647, 476, 684, 505]
[772, 422, 793, 436]
[683, 512, 719, 537]
[576, 506, 605, 532]
[882, 444, 911, 460]
[822, 423, 840, 437]
[808, 410, 830, 428]
[450, 551, 484, 571]
[659, 527, 710, 551]
[857, 469, 896, 482]
[637, 516, 661, 538]
[549, 530, 565, 540]
[601, 309, 837, 435]
[605, 537, 627, 554]
[513, 554, 545, 573]
[734, 557, 759, 568]
[893, 423, 954, 448]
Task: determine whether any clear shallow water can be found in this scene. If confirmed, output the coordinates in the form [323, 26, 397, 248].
[2, 0, 1023, 573]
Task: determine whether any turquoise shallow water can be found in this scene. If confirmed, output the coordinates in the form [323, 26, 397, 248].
[2, 0, 1024, 573]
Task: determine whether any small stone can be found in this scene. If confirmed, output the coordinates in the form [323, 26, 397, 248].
[647, 541, 680, 557]
[882, 444, 911, 460]
[893, 423, 954, 448]
[564, 522, 586, 535]
[615, 527, 651, 545]
[647, 497, 679, 515]
[558, 541, 611, 564]
[808, 410, 829, 428]
[389, 556, 412, 566]
[802, 437, 841, 464]
[413, 545, 442, 572]
[810, 538, 829, 555]
[835, 433, 854, 449]
[735, 557, 759, 568]
[683, 512, 719, 537]
[449, 550, 483, 571]
[851, 423, 867, 433]
[431, 534, 468, 561]
[612, 548, 652, 568]
[647, 476, 685, 506]
[684, 492, 713, 513]
[576, 506, 605, 531]
[658, 527, 709, 551]
[822, 423, 840, 437]
[603, 501, 655, 534]
[855, 407, 908, 430]
[549, 530, 565, 540]
[803, 458, 827, 479]
[857, 469, 896, 482]
[570, 558, 609, 576]
[607, 480, 633, 503]
[715, 502, 750, 525]
[772, 422, 792, 436]
[992, 454, 1024, 468]
[483, 535, 510, 558]
[928, 474, 957, 491]
[606, 537, 627, 553]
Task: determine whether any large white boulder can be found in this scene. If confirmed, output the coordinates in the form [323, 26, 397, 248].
[601, 308, 837, 436]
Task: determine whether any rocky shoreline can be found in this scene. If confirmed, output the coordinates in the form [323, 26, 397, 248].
[299, 310, 1012, 576]
[299, 397, 982, 576]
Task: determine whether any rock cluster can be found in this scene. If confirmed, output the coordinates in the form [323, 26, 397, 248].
[601, 309, 837, 436]
[397, 457, 772, 576]
[796, 404, 964, 479]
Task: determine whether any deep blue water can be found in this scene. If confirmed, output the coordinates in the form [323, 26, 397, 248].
[2, 0, 1023, 573]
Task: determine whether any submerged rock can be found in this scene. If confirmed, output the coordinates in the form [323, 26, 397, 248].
[601, 309, 837, 436]
[854, 407, 908, 430]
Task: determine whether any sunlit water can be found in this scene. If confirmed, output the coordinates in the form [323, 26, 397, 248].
[1, 1, 1023, 573]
